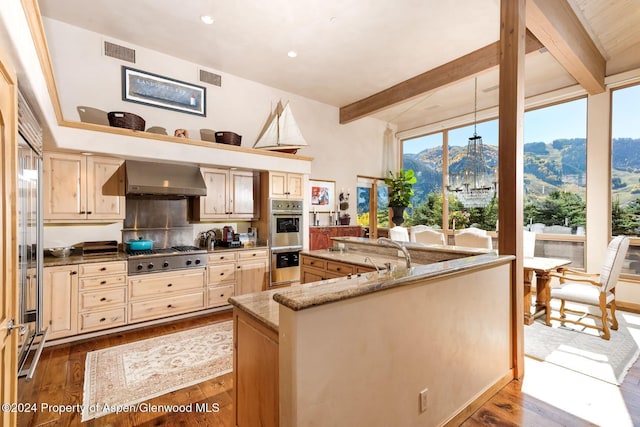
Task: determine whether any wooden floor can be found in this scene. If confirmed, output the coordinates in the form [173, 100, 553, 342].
[17, 309, 640, 427]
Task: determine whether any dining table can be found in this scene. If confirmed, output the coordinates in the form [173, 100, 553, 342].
[523, 256, 572, 325]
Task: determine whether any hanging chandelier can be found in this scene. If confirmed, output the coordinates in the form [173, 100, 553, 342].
[447, 78, 496, 208]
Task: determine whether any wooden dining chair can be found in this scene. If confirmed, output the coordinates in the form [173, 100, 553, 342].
[545, 235, 630, 340]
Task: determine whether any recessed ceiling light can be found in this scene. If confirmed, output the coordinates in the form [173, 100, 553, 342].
[287, 50, 298, 58]
[200, 15, 214, 25]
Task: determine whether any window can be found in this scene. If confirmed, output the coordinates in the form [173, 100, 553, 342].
[401, 133, 444, 228]
[523, 98, 587, 237]
[356, 176, 388, 239]
[611, 84, 640, 276]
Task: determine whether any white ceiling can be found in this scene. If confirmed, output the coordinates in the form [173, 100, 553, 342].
[37, 0, 640, 133]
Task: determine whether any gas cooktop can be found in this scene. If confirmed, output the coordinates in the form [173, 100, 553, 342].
[127, 245, 207, 275]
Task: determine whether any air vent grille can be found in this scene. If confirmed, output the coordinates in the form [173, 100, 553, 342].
[17, 91, 43, 152]
[104, 41, 136, 63]
[200, 69, 222, 87]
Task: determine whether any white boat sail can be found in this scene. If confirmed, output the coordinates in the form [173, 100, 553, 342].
[253, 102, 308, 154]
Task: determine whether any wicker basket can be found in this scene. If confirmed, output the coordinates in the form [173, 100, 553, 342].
[215, 131, 242, 146]
[107, 112, 146, 131]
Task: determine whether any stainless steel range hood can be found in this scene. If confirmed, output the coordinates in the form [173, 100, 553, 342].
[104, 160, 207, 197]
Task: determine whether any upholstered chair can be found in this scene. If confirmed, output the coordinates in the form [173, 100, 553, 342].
[410, 225, 446, 245]
[455, 227, 493, 249]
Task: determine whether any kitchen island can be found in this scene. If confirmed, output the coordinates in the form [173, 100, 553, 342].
[229, 238, 515, 427]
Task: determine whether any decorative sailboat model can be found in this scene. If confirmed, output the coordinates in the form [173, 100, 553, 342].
[253, 102, 308, 154]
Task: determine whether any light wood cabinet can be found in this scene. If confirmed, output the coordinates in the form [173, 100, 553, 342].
[192, 167, 255, 220]
[300, 254, 373, 284]
[236, 251, 269, 295]
[43, 152, 125, 222]
[128, 269, 206, 323]
[42, 265, 79, 340]
[267, 171, 303, 198]
[207, 251, 237, 308]
[78, 260, 127, 333]
[234, 307, 279, 426]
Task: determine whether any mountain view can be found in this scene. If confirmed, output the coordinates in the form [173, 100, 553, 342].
[402, 137, 640, 206]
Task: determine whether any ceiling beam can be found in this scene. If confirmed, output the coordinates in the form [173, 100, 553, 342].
[339, 31, 543, 124]
[526, 0, 605, 94]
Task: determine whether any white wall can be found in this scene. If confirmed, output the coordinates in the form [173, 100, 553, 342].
[43, 18, 389, 221]
[279, 262, 513, 426]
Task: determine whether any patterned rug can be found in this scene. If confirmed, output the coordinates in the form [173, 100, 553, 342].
[525, 303, 640, 385]
[82, 320, 233, 421]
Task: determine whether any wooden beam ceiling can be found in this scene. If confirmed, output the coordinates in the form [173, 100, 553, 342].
[340, 0, 606, 124]
[526, 0, 605, 95]
[339, 32, 543, 124]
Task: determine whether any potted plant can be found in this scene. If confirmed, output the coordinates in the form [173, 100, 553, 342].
[384, 169, 417, 226]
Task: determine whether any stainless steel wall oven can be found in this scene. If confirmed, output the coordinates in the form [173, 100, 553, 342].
[269, 199, 303, 286]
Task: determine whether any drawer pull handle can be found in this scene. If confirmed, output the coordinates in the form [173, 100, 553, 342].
[100, 318, 106, 322]
[100, 280, 107, 285]
[220, 293, 225, 297]
[70, 271, 78, 275]
[167, 304, 173, 308]
[252, 253, 256, 256]
[100, 267, 107, 271]
[100, 297, 107, 302]
[167, 283, 173, 287]
[220, 273, 225, 276]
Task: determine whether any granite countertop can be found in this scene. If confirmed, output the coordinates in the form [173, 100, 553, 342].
[301, 248, 407, 269]
[229, 252, 514, 332]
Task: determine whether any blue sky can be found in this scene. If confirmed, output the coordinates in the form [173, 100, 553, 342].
[404, 84, 639, 154]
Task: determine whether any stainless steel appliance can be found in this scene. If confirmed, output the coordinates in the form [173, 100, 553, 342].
[127, 246, 207, 275]
[269, 199, 303, 286]
[17, 91, 47, 379]
[123, 198, 206, 275]
[270, 199, 303, 248]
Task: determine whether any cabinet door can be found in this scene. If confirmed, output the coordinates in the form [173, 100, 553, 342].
[301, 268, 324, 284]
[236, 259, 268, 295]
[200, 168, 230, 218]
[86, 156, 125, 220]
[43, 152, 86, 221]
[231, 171, 255, 218]
[42, 265, 78, 340]
[269, 172, 288, 198]
[287, 173, 304, 198]
[309, 228, 331, 250]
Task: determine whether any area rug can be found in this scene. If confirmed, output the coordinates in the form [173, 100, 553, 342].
[525, 303, 640, 385]
[82, 320, 233, 421]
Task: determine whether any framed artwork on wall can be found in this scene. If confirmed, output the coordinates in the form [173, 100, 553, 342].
[309, 179, 335, 212]
[121, 66, 206, 116]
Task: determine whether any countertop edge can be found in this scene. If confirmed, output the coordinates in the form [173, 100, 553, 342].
[273, 254, 515, 312]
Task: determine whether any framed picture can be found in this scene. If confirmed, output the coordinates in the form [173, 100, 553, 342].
[121, 66, 206, 116]
[309, 179, 335, 212]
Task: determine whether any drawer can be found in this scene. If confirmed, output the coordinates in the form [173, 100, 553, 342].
[302, 256, 326, 270]
[129, 291, 205, 323]
[79, 307, 127, 332]
[79, 261, 127, 277]
[207, 263, 236, 285]
[79, 287, 127, 311]
[207, 252, 237, 264]
[80, 274, 126, 290]
[356, 266, 375, 274]
[208, 285, 234, 307]
[129, 270, 205, 300]
[326, 261, 354, 275]
[238, 249, 268, 260]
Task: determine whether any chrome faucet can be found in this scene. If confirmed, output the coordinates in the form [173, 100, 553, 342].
[363, 256, 381, 274]
[377, 237, 412, 269]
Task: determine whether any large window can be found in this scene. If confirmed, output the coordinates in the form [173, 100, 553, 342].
[611, 84, 640, 276]
[523, 98, 587, 236]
